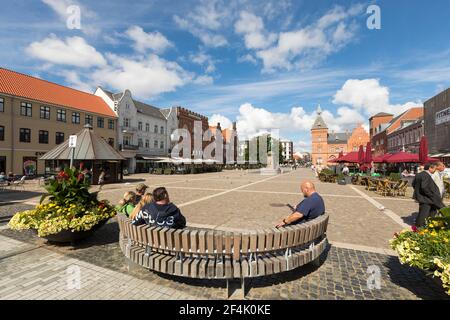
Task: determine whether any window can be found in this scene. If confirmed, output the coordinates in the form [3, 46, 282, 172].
[21, 102, 32, 117]
[108, 138, 114, 147]
[72, 112, 80, 124]
[55, 132, 65, 145]
[97, 117, 104, 128]
[108, 119, 114, 130]
[138, 138, 143, 147]
[0, 126, 4, 141]
[57, 109, 66, 122]
[0, 97, 3, 112]
[160, 126, 164, 134]
[154, 125, 158, 133]
[85, 114, 93, 126]
[154, 140, 158, 148]
[123, 136, 130, 146]
[146, 123, 150, 132]
[39, 130, 49, 144]
[145, 139, 149, 148]
[123, 118, 129, 127]
[20, 128, 31, 143]
[138, 122, 143, 131]
[160, 141, 164, 149]
[40, 106, 50, 119]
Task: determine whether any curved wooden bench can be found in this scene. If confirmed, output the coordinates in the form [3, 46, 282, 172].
[117, 214, 329, 296]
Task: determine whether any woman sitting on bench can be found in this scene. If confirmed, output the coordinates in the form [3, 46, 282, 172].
[132, 187, 186, 229]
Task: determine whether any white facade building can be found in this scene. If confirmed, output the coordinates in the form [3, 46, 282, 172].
[95, 87, 168, 173]
[280, 140, 294, 163]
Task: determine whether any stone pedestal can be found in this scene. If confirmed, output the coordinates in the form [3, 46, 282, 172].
[260, 152, 281, 175]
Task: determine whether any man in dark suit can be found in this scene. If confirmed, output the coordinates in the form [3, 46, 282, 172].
[412, 163, 445, 227]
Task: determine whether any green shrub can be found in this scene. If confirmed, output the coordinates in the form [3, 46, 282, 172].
[389, 172, 401, 181]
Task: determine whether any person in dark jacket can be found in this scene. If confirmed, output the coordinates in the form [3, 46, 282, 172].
[132, 187, 186, 229]
[412, 163, 445, 227]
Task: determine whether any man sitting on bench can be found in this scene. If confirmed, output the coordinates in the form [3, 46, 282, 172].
[276, 181, 325, 228]
[132, 187, 186, 229]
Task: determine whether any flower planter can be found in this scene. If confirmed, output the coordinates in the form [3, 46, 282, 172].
[39, 218, 110, 244]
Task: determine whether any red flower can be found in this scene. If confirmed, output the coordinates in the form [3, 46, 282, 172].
[77, 173, 84, 183]
[98, 201, 106, 209]
[411, 225, 418, 232]
[57, 171, 69, 180]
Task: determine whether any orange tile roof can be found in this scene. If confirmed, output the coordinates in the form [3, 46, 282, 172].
[0, 68, 116, 117]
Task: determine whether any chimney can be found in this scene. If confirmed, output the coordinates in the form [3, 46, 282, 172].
[232, 121, 236, 130]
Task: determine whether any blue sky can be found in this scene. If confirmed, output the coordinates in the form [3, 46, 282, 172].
[1, 0, 450, 151]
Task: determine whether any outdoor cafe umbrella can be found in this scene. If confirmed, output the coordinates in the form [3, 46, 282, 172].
[373, 153, 392, 163]
[335, 151, 359, 163]
[386, 151, 419, 163]
[364, 142, 372, 167]
[358, 145, 365, 164]
[419, 136, 428, 164]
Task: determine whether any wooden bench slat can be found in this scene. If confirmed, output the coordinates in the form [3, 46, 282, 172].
[224, 257, 232, 278]
[233, 233, 241, 261]
[257, 230, 266, 252]
[198, 230, 206, 254]
[190, 258, 200, 278]
[241, 232, 250, 254]
[206, 231, 214, 255]
[174, 229, 182, 251]
[181, 230, 190, 253]
[206, 259, 215, 278]
[166, 229, 175, 251]
[265, 229, 274, 251]
[190, 230, 198, 254]
[224, 232, 232, 255]
[249, 232, 257, 253]
[272, 228, 282, 250]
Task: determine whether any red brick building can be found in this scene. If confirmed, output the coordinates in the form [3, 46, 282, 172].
[369, 107, 424, 157]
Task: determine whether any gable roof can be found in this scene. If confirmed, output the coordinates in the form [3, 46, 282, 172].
[0, 68, 116, 117]
[327, 132, 350, 144]
[370, 112, 393, 119]
[133, 99, 166, 120]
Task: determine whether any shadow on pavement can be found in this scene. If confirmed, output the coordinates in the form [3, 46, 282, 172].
[0, 191, 44, 202]
[384, 255, 449, 300]
[402, 212, 418, 226]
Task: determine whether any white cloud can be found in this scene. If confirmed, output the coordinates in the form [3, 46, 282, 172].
[332, 79, 422, 117]
[91, 53, 191, 99]
[25, 34, 106, 68]
[209, 114, 233, 129]
[238, 54, 258, 65]
[173, 0, 230, 47]
[190, 52, 216, 73]
[252, 5, 363, 72]
[192, 75, 214, 85]
[125, 26, 173, 54]
[234, 11, 277, 50]
[59, 70, 93, 92]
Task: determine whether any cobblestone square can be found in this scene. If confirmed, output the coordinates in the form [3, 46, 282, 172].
[0, 168, 448, 300]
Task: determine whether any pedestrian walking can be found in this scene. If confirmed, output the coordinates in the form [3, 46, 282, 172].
[412, 163, 445, 227]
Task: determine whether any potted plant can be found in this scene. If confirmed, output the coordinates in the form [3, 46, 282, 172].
[390, 207, 450, 295]
[8, 167, 116, 244]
